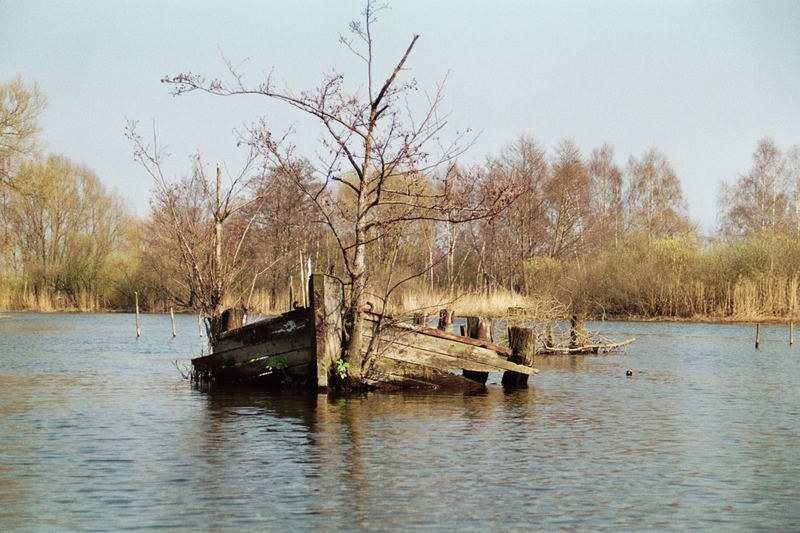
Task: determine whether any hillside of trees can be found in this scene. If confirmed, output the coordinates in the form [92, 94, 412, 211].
[2, 75, 799, 322]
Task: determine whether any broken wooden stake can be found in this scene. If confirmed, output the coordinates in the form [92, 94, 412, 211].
[502, 326, 536, 388]
[462, 316, 492, 384]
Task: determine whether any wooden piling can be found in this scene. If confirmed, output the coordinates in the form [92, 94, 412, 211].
[569, 315, 585, 349]
[198, 313, 203, 338]
[790, 321, 794, 346]
[755, 323, 761, 349]
[544, 324, 554, 349]
[170, 307, 176, 337]
[462, 316, 492, 384]
[134, 291, 140, 338]
[437, 309, 454, 333]
[502, 326, 536, 388]
[413, 312, 428, 327]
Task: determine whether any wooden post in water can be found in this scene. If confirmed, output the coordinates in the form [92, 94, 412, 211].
[134, 291, 141, 338]
[790, 321, 794, 346]
[413, 312, 428, 327]
[502, 326, 536, 388]
[462, 317, 492, 384]
[170, 307, 176, 337]
[198, 313, 203, 338]
[311, 273, 344, 392]
[437, 309, 455, 333]
[755, 323, 761, 349]
[569, 315, 585, 349]
[544, 324, 554, 349]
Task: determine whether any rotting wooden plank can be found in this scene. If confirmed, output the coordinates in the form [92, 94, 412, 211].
[210, 349, 316, 382]
[199, 334, 313, 367]
[193, 333, 314, 371]
[365, 322, 538, 374]
[363, 357, 486, 391]
[212, 309, 313, 352]
[363, 324, 539, 375]
[378, 316, 513, 357]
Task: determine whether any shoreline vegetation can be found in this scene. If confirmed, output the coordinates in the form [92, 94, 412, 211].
[3, 229, 798, 327]
[3, 69, 800, 339]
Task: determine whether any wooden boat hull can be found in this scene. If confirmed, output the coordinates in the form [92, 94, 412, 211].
[191, 274, 538, 390]
[191, 308, 315, 384]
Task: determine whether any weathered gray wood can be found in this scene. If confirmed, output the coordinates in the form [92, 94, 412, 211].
[570, 315, 586, 349]
[193, 334, 314, 371]
[311, 273, 344, 391]
[462, 316, 492, 384]
[756, 323, 761, 349]
[362, 317, 538, 376]
[363, 356, 486, 391]
[502, 326, 536, 388]
[390, 319, 512, 356]
[538, 337, 636, 355]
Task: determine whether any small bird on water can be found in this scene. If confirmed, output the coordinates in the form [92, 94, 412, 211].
[626, 369, 633, 376]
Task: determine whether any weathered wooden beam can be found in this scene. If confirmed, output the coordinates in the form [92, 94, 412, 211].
[363, 357, 486, 392]
[362, 319, 539, 376]
[193, 333, 314, 371]
[311, 273, 344, 391]
[389, 318, 512, 357]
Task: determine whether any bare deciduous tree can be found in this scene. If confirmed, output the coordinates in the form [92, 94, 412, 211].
[127, 121, 284, 340]
[161, 1, 519, 380]
[625, 148, 692, 241]
[546, 139, 589, 258]
[718, 137, 789, 237]
[586, 142, 623, 249]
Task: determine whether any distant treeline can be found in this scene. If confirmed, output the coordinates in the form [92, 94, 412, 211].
[2, 76, 799, 321]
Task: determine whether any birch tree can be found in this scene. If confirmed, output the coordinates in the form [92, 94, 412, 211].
[625, 148, 692, 241]
[718, 138, 789, 237]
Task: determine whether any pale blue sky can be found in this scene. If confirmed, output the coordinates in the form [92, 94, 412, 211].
[2, 0, 799, 233]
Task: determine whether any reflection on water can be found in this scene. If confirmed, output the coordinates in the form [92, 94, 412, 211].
[0, 313, 799, 530]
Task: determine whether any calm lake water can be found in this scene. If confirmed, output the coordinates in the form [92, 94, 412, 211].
[0, 313, 798, 531]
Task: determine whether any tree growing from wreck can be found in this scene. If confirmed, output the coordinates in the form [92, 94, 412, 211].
[162, 1, 519, 380]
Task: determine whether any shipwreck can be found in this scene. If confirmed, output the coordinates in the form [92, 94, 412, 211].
[191, 274, 539, 391]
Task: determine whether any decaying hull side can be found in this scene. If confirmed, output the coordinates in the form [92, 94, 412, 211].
[191, 308, 316, 384]
[360, 314, 538, 390]
[191, 274, 538, 390]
